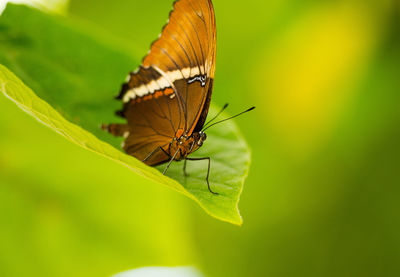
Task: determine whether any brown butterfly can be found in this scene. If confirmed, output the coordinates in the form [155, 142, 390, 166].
[103, 0, 253, 194]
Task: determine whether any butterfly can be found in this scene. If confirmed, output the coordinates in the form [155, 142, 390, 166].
[103, 0, 253, 194]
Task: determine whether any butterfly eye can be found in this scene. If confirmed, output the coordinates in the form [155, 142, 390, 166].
[197, 132, 206, 146]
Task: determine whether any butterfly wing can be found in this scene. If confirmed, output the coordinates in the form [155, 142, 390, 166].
[140, 0, 217, 134]
[106, 0, 216, 165]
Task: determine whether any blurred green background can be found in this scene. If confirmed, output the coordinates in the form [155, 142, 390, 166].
[1, 0, 400, 276]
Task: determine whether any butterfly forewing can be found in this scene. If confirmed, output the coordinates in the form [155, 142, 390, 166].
[107, 0, 216, 166]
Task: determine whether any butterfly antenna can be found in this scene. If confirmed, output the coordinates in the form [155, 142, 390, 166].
[203, 103, 229, 128]
[202, 107, 256, 131]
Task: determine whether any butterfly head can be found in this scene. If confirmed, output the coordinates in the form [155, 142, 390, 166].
[196, 131, 207, 147]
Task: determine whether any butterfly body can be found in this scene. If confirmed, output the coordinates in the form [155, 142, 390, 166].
[167, 131, 207, 161]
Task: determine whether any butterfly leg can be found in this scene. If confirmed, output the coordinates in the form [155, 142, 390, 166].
[163, 149, 180, 175]
[143, 146, 170, 163]
[184, 141, 196, 177]
[186, 157, 218, 195]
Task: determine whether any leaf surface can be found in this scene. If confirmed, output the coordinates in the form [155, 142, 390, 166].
[0, 4, 251, 224]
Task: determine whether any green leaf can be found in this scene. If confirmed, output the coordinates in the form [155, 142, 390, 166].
[0, 89, 196, 276]
[0, 4, 251, 225]
[0, 0, 69, 15]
